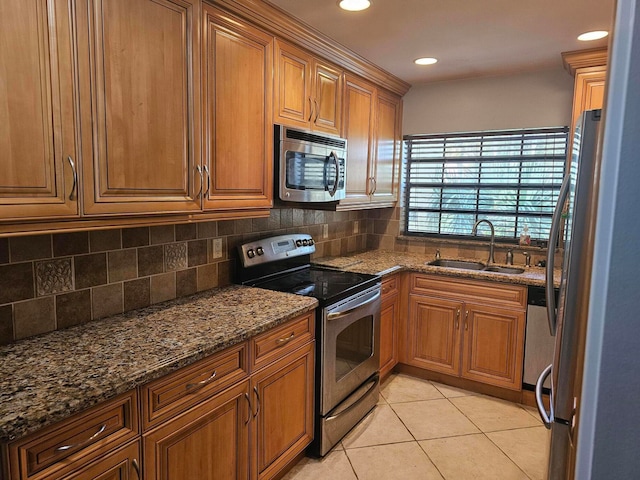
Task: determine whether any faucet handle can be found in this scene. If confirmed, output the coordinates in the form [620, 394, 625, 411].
[522, 251, 531, 267]
[506, 249, 514, 265]
[435, 249, 441, 260]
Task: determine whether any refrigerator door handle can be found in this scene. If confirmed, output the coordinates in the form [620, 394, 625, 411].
[536, 363, 554, 429]
[545, 173, 571, 335]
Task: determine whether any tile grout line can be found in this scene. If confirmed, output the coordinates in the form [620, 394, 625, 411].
[382, 377, 456, 480]
[445, 393, 539, 480]
[482, 431, 536, 480]
[341, 444, 361, 480]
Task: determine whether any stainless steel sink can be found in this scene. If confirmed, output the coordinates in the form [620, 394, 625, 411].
[426, 259, 525, 274]
[426, 259, 486, 270]
[482, 266, 525, 274]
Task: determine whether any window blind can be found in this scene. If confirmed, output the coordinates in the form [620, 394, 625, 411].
[404, 127, 569, 241]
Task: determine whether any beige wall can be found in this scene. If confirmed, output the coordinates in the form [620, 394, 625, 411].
[402, 67, 575, 134]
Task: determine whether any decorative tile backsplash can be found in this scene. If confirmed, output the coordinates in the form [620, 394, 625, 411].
[35, 258, 74, 296]
[0, 204, 554, 346]
[0, 207, 370, 344]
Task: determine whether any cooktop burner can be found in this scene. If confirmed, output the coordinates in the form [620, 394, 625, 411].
[252, 266, 378, 306]
[237, 233, 380, 306]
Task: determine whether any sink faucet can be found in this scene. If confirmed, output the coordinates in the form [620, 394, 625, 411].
[472, 219, 496, 264]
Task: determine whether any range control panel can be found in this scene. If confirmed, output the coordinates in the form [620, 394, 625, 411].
[238, 234, 315, 268]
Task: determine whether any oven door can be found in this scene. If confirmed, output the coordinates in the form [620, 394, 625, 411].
[280, 149, 346, 202]
[321, 284, 381, 415]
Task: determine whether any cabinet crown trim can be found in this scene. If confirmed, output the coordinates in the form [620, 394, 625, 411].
[210, 0, 411, 96]
[562, 47, 608, 76]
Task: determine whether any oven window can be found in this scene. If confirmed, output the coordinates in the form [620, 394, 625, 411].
[286, 151, 336, 190]
[335, 315, 373, 381]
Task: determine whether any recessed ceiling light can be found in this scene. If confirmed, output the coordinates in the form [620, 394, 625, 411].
[414, 57, 438, 66]
[338, 0, 371, 12]
[578, 30, 609, 41]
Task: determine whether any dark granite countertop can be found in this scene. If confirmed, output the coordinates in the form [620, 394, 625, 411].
[313, 250, 561, 288]
[0, 285, 317, 442]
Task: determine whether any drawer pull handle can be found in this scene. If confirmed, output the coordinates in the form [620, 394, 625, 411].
[465, 310, 469, 330]
[455, 309, 460, 329]
[276, 332, 295, 346]
[132, 458, 141, 479]
[186, 370, 217, 393]
[55, 423, 107, 452]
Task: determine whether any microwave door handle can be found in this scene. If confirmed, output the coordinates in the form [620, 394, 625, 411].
[546, 173, 571, 335]
[328, 151, 339, 197]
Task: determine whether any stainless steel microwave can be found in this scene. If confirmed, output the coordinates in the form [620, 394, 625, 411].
[276, 125, 347, 203]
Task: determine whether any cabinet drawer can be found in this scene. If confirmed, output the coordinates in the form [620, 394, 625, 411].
[7, 391, 138, 480]
[382, 275, 399, 298]
[141, 342, 249, 430]
[251, 312, 315, 371]
[410, 274, 526, 310]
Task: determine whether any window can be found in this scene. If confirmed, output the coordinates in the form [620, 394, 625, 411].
[403, 127, 568, 242]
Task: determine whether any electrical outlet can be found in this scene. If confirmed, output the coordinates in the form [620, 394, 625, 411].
[323, 224, 329, 239]
[213, 238, 223, 259]
[353, 221, 359, 235]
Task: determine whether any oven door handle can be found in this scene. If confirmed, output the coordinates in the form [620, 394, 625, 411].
[327, 291, 381, 320]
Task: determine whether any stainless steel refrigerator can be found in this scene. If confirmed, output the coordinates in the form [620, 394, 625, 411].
[536, 109, 603, 479]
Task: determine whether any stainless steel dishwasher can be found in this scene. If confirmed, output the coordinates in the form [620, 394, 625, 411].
[523, 286, 557, 391]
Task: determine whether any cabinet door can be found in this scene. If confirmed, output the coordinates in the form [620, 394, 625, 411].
[461, 304, 525, 390]
[273, 40, 312, 129]
[64, 441, 141, 480]
[379, 293, 399, 378]
[407, 294, 462, 376]
[371, 90, 401, 206]
[0, 0, 78, 220]
[568, 65, 606, 163]
[76, 0, 201, 215]
[312, 61, 343, 136]
[251, 343, 314, 480]
[202, 6, 273, 211]
[143, 381, 250, 480]
[340, 75, 375, 207]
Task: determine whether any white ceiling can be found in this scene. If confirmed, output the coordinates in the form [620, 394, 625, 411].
[266, 0, 615, 85]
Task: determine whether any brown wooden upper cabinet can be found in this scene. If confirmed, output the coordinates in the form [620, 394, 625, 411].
[202, 6, 274, 211]
[339, 75, 402, 210]
[75, 0, 202, 215]
[562, 48, 607, 164]
[274, 40, 343, 137]
[0, 0, 79, 221]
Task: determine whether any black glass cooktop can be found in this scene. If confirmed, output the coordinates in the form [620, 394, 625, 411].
[251, 266, 380, 306]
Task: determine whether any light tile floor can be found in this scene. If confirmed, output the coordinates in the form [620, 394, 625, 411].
[283, 374, 550, 480]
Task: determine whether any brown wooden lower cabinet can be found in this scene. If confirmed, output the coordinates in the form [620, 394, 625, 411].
[379, 274, 400, 378]
[4, 391, 139, 480]
[407, 294, 462, 377]
[143, 381, 251, 480]
[405, 274, 526, 391]
[252, 342, 315, 480]
[64, 440, 141, 480]
[142, 319, 315, 480]
[3, 314, 315, 480]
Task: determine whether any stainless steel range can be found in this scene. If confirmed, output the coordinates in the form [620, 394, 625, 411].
[237, 234, 381, 456]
